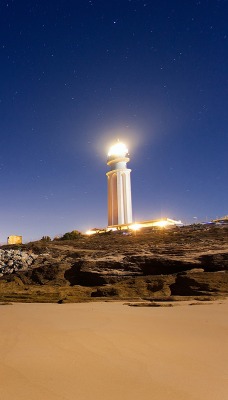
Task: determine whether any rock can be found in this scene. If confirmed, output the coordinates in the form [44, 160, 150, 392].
[30, 264, 60, 285]
[187, 268, 205, 273]
[200, 253, 228, 271]
[7, 260, 14, 267]
[170, 272, 228, 296]
[125, 255, 198, 275]
[146, 278, 171, 297]
[91, 288, 119, 297]
[64, 260, 142, 287]
[0, 250, 37, 276]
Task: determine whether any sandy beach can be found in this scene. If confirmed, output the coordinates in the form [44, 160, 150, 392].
[0, 301, 227, 400]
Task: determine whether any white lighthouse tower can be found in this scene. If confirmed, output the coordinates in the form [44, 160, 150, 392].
[106, 141, 133, 227]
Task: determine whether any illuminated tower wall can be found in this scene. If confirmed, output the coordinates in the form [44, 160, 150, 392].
[106, 143, 132, 226]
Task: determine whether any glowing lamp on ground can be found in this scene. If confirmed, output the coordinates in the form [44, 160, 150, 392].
[155, 220, 169, 228]
[85, 230, 97, 235]
[107, 227, 117, 232]
[130, 223, 141, 231]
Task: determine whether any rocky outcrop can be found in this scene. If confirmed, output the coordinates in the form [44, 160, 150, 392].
[0, 225, 227, 302]
[0, 250, 38, 276]
[64, 260, 142, 286]
[1, 250, 228, 297]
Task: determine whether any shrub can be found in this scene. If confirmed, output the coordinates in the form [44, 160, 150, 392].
[40, 236, 51, 242]
[61, 230, 81, 240]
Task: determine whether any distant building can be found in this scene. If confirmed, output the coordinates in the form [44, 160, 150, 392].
[107, 217, 183, 231]
[212, 215, 228, 224]
[7, 235, 22, 245]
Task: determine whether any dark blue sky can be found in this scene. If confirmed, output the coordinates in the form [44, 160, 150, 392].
[0, 0, 227, 241]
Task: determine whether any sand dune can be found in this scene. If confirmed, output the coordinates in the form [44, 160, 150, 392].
[0, 301, 227, 400]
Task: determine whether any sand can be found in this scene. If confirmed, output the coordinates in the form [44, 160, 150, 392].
[0, 301, 227, 400]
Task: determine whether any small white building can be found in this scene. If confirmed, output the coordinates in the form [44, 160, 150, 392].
[7, 235, 22, 245]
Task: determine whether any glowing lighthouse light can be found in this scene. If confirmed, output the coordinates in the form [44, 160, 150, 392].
[106, 140, 132, 227]
[108, 142, 128, 157]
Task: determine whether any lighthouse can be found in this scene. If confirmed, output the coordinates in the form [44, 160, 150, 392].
[106, 141, 133, 226]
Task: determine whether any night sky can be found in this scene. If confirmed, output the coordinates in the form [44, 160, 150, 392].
[0, 0, 227, 242]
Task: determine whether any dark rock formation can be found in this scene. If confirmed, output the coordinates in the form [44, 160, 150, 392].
[170, 272, 228, 296]
[64, 260, 142, 286]
[125, 255, 198, 275]
[199, 253, 228, 271]
[30, 264, 61, 285]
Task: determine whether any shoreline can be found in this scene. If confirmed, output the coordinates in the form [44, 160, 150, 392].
[0, 293, 227, 306]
